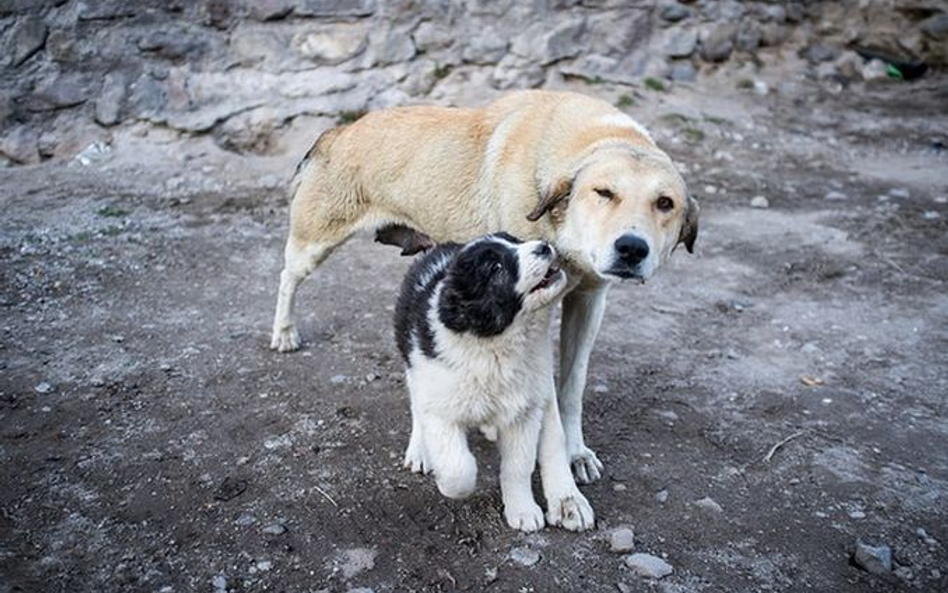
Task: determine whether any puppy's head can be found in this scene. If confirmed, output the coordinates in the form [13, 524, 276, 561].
[438, 233, 567, 337]
[528, 147, 699, 283]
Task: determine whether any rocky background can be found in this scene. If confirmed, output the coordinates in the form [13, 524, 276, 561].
[1, 0, 947, 166]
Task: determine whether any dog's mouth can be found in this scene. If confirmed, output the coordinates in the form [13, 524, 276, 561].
[603, 268, 646, 284]
[530, 262, 563, 293]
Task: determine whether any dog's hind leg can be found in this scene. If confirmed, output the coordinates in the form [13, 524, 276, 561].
[270, 236, 337, 352]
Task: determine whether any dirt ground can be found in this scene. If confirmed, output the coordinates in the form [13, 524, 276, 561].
[2, 72, 947, 593]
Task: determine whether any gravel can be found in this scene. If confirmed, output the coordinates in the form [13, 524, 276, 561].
[624, 553, 673, 579]
[610, 527, 636, 553]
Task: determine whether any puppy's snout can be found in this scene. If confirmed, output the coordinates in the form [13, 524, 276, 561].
[532, 241, 554, 259]
[614, 234, 649, 266]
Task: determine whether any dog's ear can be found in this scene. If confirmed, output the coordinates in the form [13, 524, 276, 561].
[677, 195, 699, 253]
[526, 178, 572, 222]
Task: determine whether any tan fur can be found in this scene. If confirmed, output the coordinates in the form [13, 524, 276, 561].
[271, 90, 698, 483]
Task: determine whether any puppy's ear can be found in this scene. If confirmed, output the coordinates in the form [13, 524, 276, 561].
[677, 195, 699, 254]
[526, 178, 572, 222]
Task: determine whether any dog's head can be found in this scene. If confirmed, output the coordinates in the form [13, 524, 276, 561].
[438, 233, 567, 337]
[528, 147, 699, 282]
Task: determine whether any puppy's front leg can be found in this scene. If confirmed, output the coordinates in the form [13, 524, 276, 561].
[539, 390, 595, 531]
[559, 283, 609, 483]
[497, 415, 545, 532]
[422, 415, 477, 500]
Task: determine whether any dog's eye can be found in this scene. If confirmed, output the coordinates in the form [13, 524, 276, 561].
[594, 188, 615, 201]
[656, 196, 675, 212]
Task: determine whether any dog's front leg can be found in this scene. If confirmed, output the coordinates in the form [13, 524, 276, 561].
[497, 415, 545, 532]
[559, 283, 609, 483]
[539, 391, 595, 531]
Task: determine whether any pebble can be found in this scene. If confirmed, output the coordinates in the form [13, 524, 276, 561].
[894, 567, 913, 580]
[848, 510, 866, 519]
[888, 188, 910, 199]
[753, 80, 769, 96]
[655, 489, 669, 504]
[235, 513, 256, 526]
[508, 546, 541, 567]
[610, 527, 636, 553]
[749, 195, 769, 208]
[34, 382, 53, 394]
[262, 522, 287, 535]
[923, 211, 940, 220]
[613, 483, 627, 492]
[852, 540, 892, 575]
[330, 374, 348, 384]
[824, 191, 848, 201]
[655, 410, 679, 422]
[255, 560, 272, 572]
[624, 553, 673, 579]
[212, 575, 227, 590]
[694, 496, 723, 513]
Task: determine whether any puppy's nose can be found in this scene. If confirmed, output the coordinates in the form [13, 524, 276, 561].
[532, 242, 554, 259]
[614, 234, 649, 266]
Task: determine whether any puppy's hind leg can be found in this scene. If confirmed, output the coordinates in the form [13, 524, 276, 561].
[403, 375, 430, 474]
[270, 237, 336, 352]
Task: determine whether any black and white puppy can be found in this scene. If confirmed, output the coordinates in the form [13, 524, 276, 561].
[394, 232, 594, 532]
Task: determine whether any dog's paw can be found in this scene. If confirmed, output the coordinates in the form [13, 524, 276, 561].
[505, 500, 545, 533]
[402, 442, 429, 474]
[570, 446, 604, 484]
[270, 326, 300, 352]
[546, 491, 595, 532]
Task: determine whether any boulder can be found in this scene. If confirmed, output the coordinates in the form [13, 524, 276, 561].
[512, 17, 586, 65]
[7, 14, 48, 67]
[294, 23, 369, 65]
[95, 73, 127, 126]
[699, 24, 737, 62]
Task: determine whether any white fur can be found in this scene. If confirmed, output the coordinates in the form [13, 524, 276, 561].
[597, 113, 654, 144]
[402, 239, 594, 532]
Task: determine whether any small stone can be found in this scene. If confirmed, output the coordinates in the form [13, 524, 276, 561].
[213, 477, 247, 501]
[923, 211, 940, 220]
[655, 410, 679, 422]
[753, 80, 769, 96]
[699, 24, 737, 63]
[624, 553, 673, 579]
[802, 44, 837, 64]
[916, 528, 928, 539]
[894, 567, 913, 580]
[655, 490, 669, 503]
[660, 3, 691, 23]
[34, 382, 53, 394]
[235, 513, 256, 526]
[212, 575, 227, 590]
[824, 191, 848, 201]
[736, 21, 761, 52]
[508, 546, 540, 567]
[668, 61, 697, 82]
[849, 510, 866, 519]
[616, 583, 633, 593]
[888, 188, 910, 199]
[330, 374, 348, 384]
[593, 384, 609, 393]
[932, 569, 942, 579]
[695, 496, 723, 513]
[852, 540, 892, 575]
[663, 28, 697, 58]
[750, 195, 769, 208]
[610, 527, 636, 553]
[862, 59, 889, 82]
[256, 560, 273, 571]
[262, 522, 287, 535]
[613, 483, 627, 492]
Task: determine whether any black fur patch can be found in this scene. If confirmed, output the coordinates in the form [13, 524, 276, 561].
[438, 235, 523, 338]
[394, 243, 462, 365]
[393, 234, 525, 366]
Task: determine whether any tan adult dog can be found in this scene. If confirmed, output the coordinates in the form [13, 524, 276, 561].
[271, 90, 698, 483]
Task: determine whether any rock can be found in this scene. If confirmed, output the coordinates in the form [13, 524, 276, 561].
[668, 61, 697, 81]
[825, 191, 848, 201]
[852, 540, 892, 575]
[735, 20, 761, 53]
[760, 5, 786, 23]
[760, 23, 790, 47]
[655, 489, 668, 503]
[255, 560, 273, 571]
[512, 17, 586, 65]
[330, 374, 348, 385]
[920, 14, 948, 41]
[610, 527, 636, 553]
[0, 126, 39, 165]
[8, 15, 48, 67]
[613, 483, 627, 492]
[835, 51, 865, 81]
[362, 26, 416, 67]
[699, 24, 737, 63]
[412, 21, 454, 52]
[655, 409, 679, 422]
[295, 0, 377, 18]
[34, 381, 53, 394]
[753, 80, 769, 96]
[750, 196, 769, 209]
[848, 510, 866, 519]
[236, 513, 256, 526]
[659, 3, 691, 23]
[213, 477, 247, 501]
[508, 546, 540, 567]
[29, 73, 90, 111]
[136, 28, 203, 61]
[214, 110, 276, 154]
[75, 141, 112, 166]
[340, 548, 377, 578]
[624, 553, 673, 579]
[785, 2, 805, 23]
[695, 496, 723, 513]
[95, 73, 127, 126]
[662, 28, 697, 58]
[493, 55, 545, 90]
[802, 44, 837, 64]
[262, 522, 287, 535]
[888, 188, 910, 199]
[212, 575, 227, 590]
[247, 0, 293, 21]
[294, 24, 368, 65]
[462, 27, 509, 64]
[862, 59, 890, 82]
[616, 583, 633, 593]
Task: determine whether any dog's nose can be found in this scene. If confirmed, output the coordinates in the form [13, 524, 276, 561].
[532, 242, 553, 259]
[614, 234, 649, 266]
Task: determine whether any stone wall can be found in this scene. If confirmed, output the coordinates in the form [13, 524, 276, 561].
[1, 0, 946, 165]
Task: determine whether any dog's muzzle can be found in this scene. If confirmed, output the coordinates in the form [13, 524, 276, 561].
[605, 233, 649, 279]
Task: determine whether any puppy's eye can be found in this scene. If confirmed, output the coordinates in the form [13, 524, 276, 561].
[594, 188, 615, 201]
[656, 196, 675, 212]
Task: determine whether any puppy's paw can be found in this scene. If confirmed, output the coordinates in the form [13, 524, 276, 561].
[546, 491, 595, 532]
[570, 446, 604, 484]
[505, 500, 545, 533]
[402, 442, 429, 474]
[270, 326, 300, 352]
